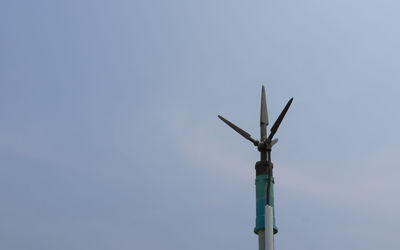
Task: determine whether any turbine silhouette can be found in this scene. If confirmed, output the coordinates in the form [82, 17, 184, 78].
[218, 86, 293, 247]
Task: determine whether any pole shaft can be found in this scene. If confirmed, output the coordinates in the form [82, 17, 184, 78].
[258, 230, 265, 250]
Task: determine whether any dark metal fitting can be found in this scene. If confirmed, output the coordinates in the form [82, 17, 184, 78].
[257, 142, 265, 151]
[255, 161, 268, 175]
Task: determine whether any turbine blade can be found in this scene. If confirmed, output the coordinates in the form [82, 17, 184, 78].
[260, 85, 268, 140]
[268, 98, 293, 140]
[271, 138, 278, 147]
[218, 115, 257, 144]
[260, 86, 269, 126]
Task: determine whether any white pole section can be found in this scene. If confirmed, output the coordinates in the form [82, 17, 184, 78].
[265, 205, 274, 250]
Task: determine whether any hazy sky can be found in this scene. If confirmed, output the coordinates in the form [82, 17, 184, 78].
[1, 0, 400, 249]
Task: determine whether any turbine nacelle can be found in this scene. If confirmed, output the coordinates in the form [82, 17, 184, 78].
[257, 138, 278, 152]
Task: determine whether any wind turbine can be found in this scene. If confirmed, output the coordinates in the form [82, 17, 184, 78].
[218, 86, 293, 250]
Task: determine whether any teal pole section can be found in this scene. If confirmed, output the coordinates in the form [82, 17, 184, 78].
[254, 174, 278, 234]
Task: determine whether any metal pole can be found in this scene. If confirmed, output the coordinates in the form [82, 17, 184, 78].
[258, 230, 266, 250]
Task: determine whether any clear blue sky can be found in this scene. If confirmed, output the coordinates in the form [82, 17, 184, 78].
[1, 0, 400, 249]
